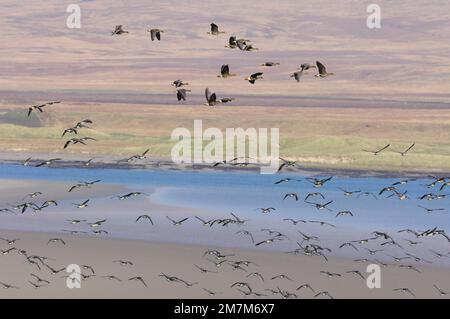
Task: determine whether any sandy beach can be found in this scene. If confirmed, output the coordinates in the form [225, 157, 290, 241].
[0, 176, 450, 299]
[1, 229, 450, 299]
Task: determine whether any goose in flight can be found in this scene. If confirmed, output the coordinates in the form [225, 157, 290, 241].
[166, 216, 189, 226]
[309, 220, 336, 228]
[278, 158, 299, 171]
[283, 193, 299, 201]
[204, 88, 234, 106]
[111, 25, 128, 35]
[306, 176, 333, 188]
[393, 288, 416, 297]
[66, 219, 87, 225]
[47, 238, 66, 245]
[136, 215, 154, 224]
[69, 180, 101, 192]
[320, 271, 342, 278]
[235, 230, 254, 243]
[27, 104, 46, 117]
[271, 274, 293, 281]
[305, 192, 325, 201]
[338, 188, 361, 196]
[306, 200, 333, 211]
[336, 210, 354, 218]
[22, 157, 32, 166]
[126, 149, 150, 162]
[290, 70, 304, 82]
[244, 72, 263, 84]
[274, 178, 301, 184]
[255, 238, 282, 246]
[208, 23, 225, 35]
[0, 282, 18, 289]
[362, 144, 391, 155]
[395, 143, 415, 156]
[129, 276, 147, 288]
[202, 288, 223, 296]
[346, 270, 365, 280]
[300, 63, 317, 71]
[218, 65, 236, 78]
[315, 61, 334, 78]
[72, 200, 89, 209]
[0, 238, 19, 245]
[417, 205, 445, 214]
[283, 218, 307, 225]
[237, 41, 259, 51]
[87, 219, 107, 228]
[257, 207, 276, 214]
[224, 36, 248, 49]
[172, 80, 189, 88]
[30, 274, 50, 285]
[64, 137, 96, 149]
[261, 62, 280, 67]
[297, 284, 316, 294]
[74, 119, 93, 129]
[246, 272, 264, 282]
[176, 89, 190, 101]
[194, 265, 217, 274]
[113, 260, 133, 266]
[62, 127, 78, 137]
[36, 158, 61, 167]
[147, 28, 164, 41]
[102, 275, 122, 282]
[27, 101, 60, 117]
[115, 192, 147, 200]
[434, 285, 449, 296]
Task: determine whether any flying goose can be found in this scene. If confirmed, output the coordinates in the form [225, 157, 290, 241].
[30, 274, 50, 285]
[166, 216, 189, 226]
[111, 25, 128, 35]
[235, 230, 254, 243]
[315, 61, 334, 78]
[362, 144, 391, 155]
[176, 89, 190, 101]
[244, 72, 263, 84]
[306, 177, 333, 188]
[194, 265, 217, 274]
[74, 119, 93, 129]
[113, 260, 133, 266]
[63, 137, 97, 149]
[395, 143, 415, 156]
[72, 200, 89, 209]
[283, 218, 307, 225]
[297, 284, 316, 294]
[172, 80, 189, 88]
[147, 28, 164, 41]
[27, 104, 46, 117]
[290, 70, 304, 82]
[87, 219, 107, 228]
[129, 276, 147, 287]
[261, 62, 280, 67]
[393, 288, 416, 297]
[283, 193, 299, 201]
[218, 64, 236, 78]
[336, 210, 354, 218]
[36, 158, 61, 167]
[306, 200, 333, 211]
[136, 215, 154, 224]
[62, 127, 78, 137]
[208, 23, 225, 35]
[47, 238, 66, 245]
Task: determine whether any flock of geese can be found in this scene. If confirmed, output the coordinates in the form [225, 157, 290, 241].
[108, 23, 335, 104]
[1, 21, 449, 299]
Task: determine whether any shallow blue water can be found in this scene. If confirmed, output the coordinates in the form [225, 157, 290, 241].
[1, 163, 448, 233]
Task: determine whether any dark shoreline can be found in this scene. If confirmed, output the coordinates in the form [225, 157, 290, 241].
[0, 157, 446, 179]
